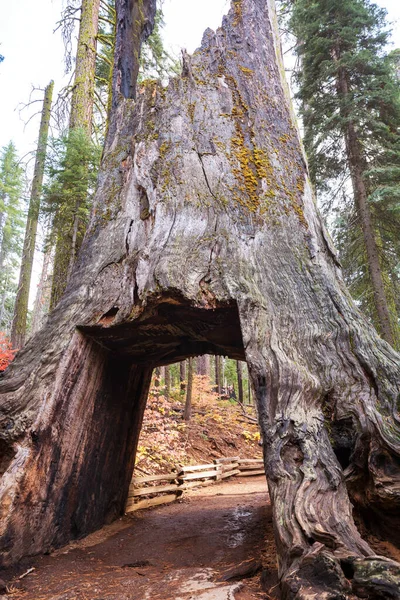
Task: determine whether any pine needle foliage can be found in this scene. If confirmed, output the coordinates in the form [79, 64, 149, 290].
[290, 0, 400, 341]
[43, 129, 101, 253]
[0, 142, 25, 331]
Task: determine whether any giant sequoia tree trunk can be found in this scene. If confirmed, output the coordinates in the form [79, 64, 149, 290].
[1, 1, 400, 598]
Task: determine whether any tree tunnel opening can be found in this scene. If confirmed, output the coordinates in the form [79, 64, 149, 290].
[132, 353, 259, 483]
[81, 297, 246, 366]
[73, 297, 255, 532]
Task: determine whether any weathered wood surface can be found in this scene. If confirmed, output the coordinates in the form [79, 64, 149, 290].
[178, 469, 222, 482]
[129, 483, 180, 497]
[221, 462, 239, 471]
[177, 463, 218, 473]
[221, 469, 241, 479]
[132, 473, 178, 484]
[179, 479, 216, 492]
[1, 0, 400, 597]
[238, 469, 264, 477]
[214, 456, 240, 464]
[125, 493, 178, 513]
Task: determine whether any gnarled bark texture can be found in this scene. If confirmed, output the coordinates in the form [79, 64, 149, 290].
[1, 1, 400, 598]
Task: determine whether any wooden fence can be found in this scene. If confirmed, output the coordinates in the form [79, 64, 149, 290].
[126, 456, 265, 513]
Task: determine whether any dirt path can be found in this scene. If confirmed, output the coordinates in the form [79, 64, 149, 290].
[1, 477, 280, 600]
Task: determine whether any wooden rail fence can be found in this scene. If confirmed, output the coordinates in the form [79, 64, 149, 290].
[126, 456, 265, 513]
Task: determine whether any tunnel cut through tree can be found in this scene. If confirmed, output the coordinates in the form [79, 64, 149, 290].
[1, 0, 400, 598]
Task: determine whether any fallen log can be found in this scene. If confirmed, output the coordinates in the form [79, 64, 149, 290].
[131, 473, 178, 485]
[125, 493, 178, 513]
[178, 469, 221, 482]
[237, 469, 265, 477]
[129, 483, 180, 497]
[214, 457, 240, 464]
[221, 462, 239, 472]
[221, 469, 241, 479]
[177, 463, 218, 474]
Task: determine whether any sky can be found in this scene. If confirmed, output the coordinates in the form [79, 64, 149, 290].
[0, 0, 399, 158]
[0, 0, 399, 307]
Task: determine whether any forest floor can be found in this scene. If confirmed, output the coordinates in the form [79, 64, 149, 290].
[2, 477, 400, 600]
[1, 477, 280, 600]
[3, 377, 398, 599]
[134, 374, 263, 476]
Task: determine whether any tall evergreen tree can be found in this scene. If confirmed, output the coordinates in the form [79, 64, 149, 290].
[290, 0, 400, 348]
[11, 81, 54, 348]
[0, 142, 25, 332]
[43, 129, 101, 266]
[51, 0, 101, 309]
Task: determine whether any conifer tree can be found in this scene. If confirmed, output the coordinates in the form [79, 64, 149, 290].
[50, 1, 178, 310]
[290, 0, 400, 348]
[0, 143, 25, 332]
[11, 82, 54, 348]
[51, 0, 101, 309]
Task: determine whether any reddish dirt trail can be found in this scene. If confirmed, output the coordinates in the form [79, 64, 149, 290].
[1, 477, 280, 600]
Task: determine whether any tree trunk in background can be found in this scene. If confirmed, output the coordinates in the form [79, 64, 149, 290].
[183, 357, 194, 421]
[236, 360, 243, 405]
[335, 56, 399, 348]
[111, 0, 156, 109]
[30, 247, 53, 336]
[50, 0, 101, 309]
[215, 355, 222, 396]
[69, 0, 101, 132]
[154, 366, 161, 387]
[1, 1, 400, 597]
[180, 360, 186, 391]
[11, 82, 54, 349]
[164, 365, 170, 399]
[205, 355, 210, 377]
[196, 354, 209, 376]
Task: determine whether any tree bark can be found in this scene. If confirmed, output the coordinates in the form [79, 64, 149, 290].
[11, 81, 54, 349]
[30, 246, 53, 336]
[215, 355, 222, 396]
[335, 51, 399, 349]
[50, 0, 101, 309]
[164, 365, 170, 399]
[69, 0, 101, 132]
[0, 1, 400, 597]
[154, 366, 161, 387]
[196, 354, 209, 376]
[180, 360, 186, 392]
[111, 0, 156, 109]
[236, 360, 244, 405]
[183, 357, 194, 422]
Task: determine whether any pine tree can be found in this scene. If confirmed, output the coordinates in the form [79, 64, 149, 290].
[290, 0, 400, 347]
[43, 129, 101, 273]
[51, 0, 101, 309]
[11, 82, 54, 348]
[0, 143, 25, 332]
